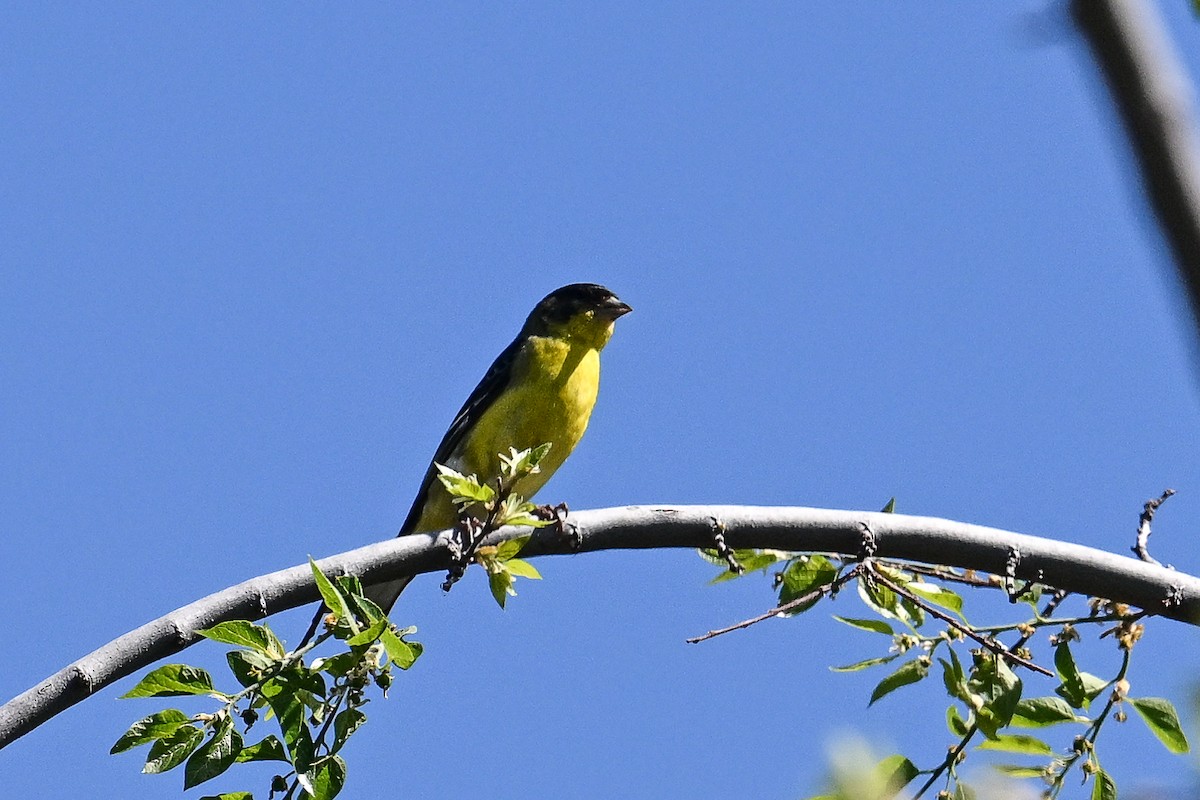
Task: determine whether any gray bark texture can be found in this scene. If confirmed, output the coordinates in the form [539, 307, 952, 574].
[1073, 0, 1200, 332]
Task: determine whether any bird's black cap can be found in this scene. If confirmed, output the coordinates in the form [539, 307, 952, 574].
[526, 283, 631, 331]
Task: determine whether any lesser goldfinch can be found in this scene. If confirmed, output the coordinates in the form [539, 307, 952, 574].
[362, 282, 632, 614]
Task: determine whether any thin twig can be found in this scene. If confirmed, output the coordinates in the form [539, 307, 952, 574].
[889, 562, 997, 590]
[867, 566, 1052, 677]
[1046, 648, 1132, 798]
[973, 612, 1122, 635]
[687, 565, 863, 644]
[1016, 590, 1069, 650]
[919, 724, 976, 800]
[443, 474, 520, 592]
[1132, 488, 1174, 565]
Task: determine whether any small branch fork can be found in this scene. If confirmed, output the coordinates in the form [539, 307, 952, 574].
[687, 519, 1054, 680]
[685, 565, 863, 644]
[1132, 488, 1174, 566]
[442, 477, 513, 592]
[865, 564, 1052, 678]
[687, 521, 879, 644]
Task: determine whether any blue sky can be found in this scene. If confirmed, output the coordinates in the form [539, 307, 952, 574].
[4, 2, 1200, 798]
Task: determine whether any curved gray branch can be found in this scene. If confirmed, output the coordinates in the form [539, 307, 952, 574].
[3, 504, 1198, 751]
[1073, 0, 1200, 334]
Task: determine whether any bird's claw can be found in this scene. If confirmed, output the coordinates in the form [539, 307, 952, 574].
[536, 502, 580, 550]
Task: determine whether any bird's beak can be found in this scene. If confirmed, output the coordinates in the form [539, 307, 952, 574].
[599, 296, 633, 320]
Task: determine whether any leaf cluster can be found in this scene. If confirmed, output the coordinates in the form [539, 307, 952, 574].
[112, 560, 423, 800]
[112, 444, 558, 797]
[699, 543, 1190, 799]
[435, 443, 551, 604]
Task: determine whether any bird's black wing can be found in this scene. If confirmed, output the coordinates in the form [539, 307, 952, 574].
[397, 333, 525, 535]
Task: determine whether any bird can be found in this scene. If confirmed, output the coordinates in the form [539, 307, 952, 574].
[303, 283, 631, 643]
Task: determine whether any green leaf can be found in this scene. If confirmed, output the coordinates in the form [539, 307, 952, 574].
[939, 649, 970, 705]
[697, 548, 729, 568]
[488, 567, 516, 608]
[1011, 696, 1085, 728]
[1018, 583, 1044, 610]
[334, 574, 364, 598]
[858, 580, 913, 627]
[833, 616, 894, 635]
[309, 558, 357, 635]
[947, 705, 970, 736]
[970, 655, 1022, 738]
[111, 709, 191, 754]
[497, 507, 553, 528]
[874, 753, 918, 795]
[303, 755, 347, 800]
[1091, 769, 1117, 800]
[261, 676, 315, 771]
[898, 595, 926, 628]
[496, 494, 553, 528]
[199, 621, 282, 657]
[184, 717, 243, 789]
[905, 581, 964, 616]
[236, 735, 288, 763]
[494, 534, 532, 561]
[869, 659, 930, 706]
[270, 667, 327, 701]
[778, 555, 837, 613]
[348, 592, 387, 625]
[880, 497, 896, 513]
[1080, 672, 1109, 703]
[143, 725, 204, 774]
[345, 617, 389, 647]
[313, 651, 363, 678]
[199, 793, 254, 800]
[332, 709, 366, 753]
[976, 733, 1053, 755]
[121, 665, 216, 699]
[993, 764, 1047, 778]
[434, 463, 495, 505]
[1130, 697, 1190, 754]
[503, 558, 541, 579]
[381, 628, 423, 670]
[700, 548, 789, 582]
[286, 721, 315, 773]
[830, 654, 899, 673]
[226, 649, 274, 689]
[498, 443, 551, 480]
[525, 441, 553, 468]
[1054, 641, 1096, 709]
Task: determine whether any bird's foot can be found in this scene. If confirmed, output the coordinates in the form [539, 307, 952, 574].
[535, 502, 580, 551]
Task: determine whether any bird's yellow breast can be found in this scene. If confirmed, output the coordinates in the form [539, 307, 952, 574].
[413, 330, 606, 533]
[459, 334, 601, 494]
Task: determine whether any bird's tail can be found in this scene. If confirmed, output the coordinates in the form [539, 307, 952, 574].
[362, 575, 415, 616]
[296, 574, 415, 650]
